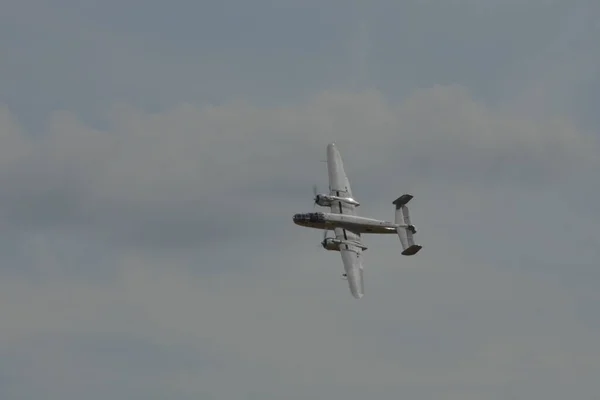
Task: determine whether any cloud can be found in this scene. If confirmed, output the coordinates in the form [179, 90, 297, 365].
[1, 231, 598, 399]
[1, 1, 599, 398]
[1, 83, 600, 398]
[502, 0, 600, 119]
[0, 85, 595, 249]
[3, 0, 598, 131]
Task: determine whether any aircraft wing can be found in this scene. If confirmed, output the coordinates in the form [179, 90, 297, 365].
[326, 143, 365, 298]
[337, 233, 365, 299]
[327, 143, 356, 216]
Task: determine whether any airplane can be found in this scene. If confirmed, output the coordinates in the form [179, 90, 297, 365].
[292, 143, 422, 299]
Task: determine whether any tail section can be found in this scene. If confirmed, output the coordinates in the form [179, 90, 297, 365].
[393, 194, 422, 256]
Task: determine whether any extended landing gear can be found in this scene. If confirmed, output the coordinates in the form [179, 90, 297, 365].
[341, 273, 347, 280]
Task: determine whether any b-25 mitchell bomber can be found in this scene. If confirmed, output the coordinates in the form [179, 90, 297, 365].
[293, 143, 422, 299]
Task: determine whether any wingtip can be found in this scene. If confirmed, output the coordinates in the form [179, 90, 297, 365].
[349, 289, 364, 299]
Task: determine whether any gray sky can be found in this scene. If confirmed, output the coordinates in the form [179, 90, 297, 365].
[1, 1, 599, 399]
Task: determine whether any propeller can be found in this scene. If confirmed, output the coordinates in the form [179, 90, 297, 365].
[321, 229, 330, 248]
[313, 159, 328, 207]
[312, 184, 320, 208]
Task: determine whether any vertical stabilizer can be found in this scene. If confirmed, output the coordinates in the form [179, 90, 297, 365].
[392, 194, 422, 256]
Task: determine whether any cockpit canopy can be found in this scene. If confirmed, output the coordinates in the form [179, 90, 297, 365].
[293, 212, 325, 223]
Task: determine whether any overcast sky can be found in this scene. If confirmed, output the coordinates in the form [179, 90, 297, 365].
[1, 1, 599, 399]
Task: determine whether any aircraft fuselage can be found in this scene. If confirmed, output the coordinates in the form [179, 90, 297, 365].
[292, 212, 398, 234]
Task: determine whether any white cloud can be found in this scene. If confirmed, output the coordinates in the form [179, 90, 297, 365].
[0, 85, 595, 243]
[0, 232, 598, 399]
[0, 84, 599, 398]
[1, 2, 599, 398]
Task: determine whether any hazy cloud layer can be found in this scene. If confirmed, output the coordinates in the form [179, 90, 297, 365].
[1, 0, 599, 399]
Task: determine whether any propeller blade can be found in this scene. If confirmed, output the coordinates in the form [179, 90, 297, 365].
[320, 229, 329, 248]
[321, 229, 328, 249]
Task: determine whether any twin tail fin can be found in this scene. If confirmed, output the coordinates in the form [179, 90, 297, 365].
[393, 194, 422, 256]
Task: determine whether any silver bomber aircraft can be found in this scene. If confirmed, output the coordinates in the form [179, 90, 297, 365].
[293, 143, 422, 299]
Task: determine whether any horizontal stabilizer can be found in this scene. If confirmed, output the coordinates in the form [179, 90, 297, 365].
[401, 244, 422, 256]
[393, 194, 413, 208]
[393, 194, 422, 256]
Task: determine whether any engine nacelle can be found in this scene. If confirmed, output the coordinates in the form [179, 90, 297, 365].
[321, 237, 341, 251]
[314, 193, 360, 207]
[321, 237, 369, 252]
[314, 194, 333, 207]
